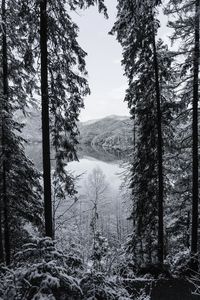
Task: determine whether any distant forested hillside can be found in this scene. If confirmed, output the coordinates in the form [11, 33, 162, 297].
[79, 115, 133, 150]
[21, 112, 133, 151]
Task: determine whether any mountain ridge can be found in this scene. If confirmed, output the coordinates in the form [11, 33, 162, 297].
[79, 115, 133, 151]
[80, 114, 129, 126]
[19, 111, 133, 151]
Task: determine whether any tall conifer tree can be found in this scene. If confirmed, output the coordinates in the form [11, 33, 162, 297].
[2, 0, 11, 265]
[0, 56, 4, 265]
[40, 0, 52, 238]
[165, 0, 200, 271]
[0, 0, 43, 264]
[111, 0, 177, 267]
[23, 0, 107, 238]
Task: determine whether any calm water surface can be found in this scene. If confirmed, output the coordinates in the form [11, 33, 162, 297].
[26, 143, 125, 192]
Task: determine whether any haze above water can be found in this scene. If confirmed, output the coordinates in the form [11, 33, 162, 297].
[26, 143, 125, 194]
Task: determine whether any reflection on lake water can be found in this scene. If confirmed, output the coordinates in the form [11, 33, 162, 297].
[25, 143, 125, 192]
[69, 157, 122, 191]
[78, 144, 123, 163]
[75, 145, 124, 191]
[26, 143, 131, 246]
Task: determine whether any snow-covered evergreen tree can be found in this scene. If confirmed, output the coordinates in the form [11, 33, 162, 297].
[15, 0, 108, 238]
[0, 238, 83, 299]
[165, 0, 200, 271]
[111, 0, 178, 269]
[0, 0, 43, 264]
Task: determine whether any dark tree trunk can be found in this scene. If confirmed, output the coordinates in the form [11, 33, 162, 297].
[0, 106, 4, 262]
[0, 204, 4, 263]
[2, 160, 10, 265]
[186, 211, 190, 249]
[191, 0, 199, 272]
[152, 15, 164, 265]
[0, 60, 5, 264]
[2, 0, 11, 265]
[40, 0, 53, 238]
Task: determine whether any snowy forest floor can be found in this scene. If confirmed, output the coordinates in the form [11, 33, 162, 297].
[124, 278, 200, 300]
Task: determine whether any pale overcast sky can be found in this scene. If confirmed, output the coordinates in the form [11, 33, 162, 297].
[73, 0, 171, 121]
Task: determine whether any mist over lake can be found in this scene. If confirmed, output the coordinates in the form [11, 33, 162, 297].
[25, 142, 125, 194]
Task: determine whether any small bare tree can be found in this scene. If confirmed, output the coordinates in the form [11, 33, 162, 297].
[85, 167, 109, 270]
